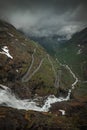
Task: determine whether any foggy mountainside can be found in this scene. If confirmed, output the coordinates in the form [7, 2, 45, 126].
[0, 0, 87, 130]
[30, 28, 87, 81]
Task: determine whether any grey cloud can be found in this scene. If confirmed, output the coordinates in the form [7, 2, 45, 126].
[0, 0, 87, 37]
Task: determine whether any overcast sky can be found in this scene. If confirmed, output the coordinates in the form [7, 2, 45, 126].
[0, 0, 87, 37]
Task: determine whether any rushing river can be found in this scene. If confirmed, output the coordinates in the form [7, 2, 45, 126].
[0, 64, 78, 112]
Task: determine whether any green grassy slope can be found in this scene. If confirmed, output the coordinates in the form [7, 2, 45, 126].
[30, 28, 87, 101]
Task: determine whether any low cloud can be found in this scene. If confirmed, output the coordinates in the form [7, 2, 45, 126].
[0, 0, 87, 37]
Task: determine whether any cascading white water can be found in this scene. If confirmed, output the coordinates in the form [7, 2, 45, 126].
[0, 65, 78, 112]
[0, 84, 70, 112]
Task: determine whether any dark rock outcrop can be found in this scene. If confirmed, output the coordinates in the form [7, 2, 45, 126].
[0, 104, 87, 130]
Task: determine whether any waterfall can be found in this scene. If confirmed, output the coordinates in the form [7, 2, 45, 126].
[0, 64, 78, 112]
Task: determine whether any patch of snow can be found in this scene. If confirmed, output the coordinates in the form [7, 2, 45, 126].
[77, 49, 82, 55]
[59, 110, 65, 115]
[25, 38, 28, 41]
[7, 32, 14, 37]
[15, 39, 18, 41]
[21, 43, 26, 46]
[16, 70, 19, 72]
[77, 44, 80, 47]
[0, 46, 13, 59]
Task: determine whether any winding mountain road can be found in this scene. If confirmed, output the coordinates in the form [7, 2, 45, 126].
[26, 59, 44, 81]
[47, 54, 60, 88]
[22, 48, 44, 82]
[47, 54, 57, 78]
[22, 49, 36, 82]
